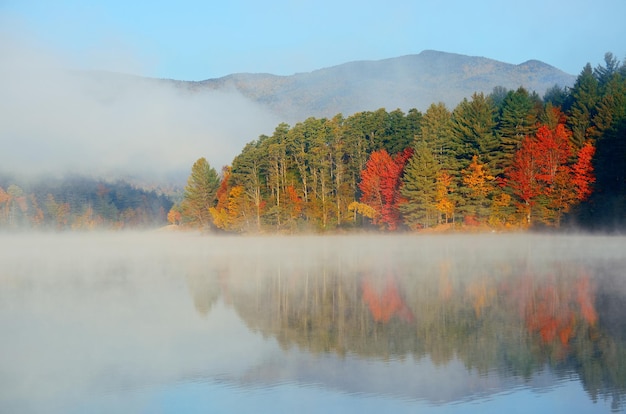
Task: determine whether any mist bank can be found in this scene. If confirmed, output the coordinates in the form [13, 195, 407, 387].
[0, 31, 281, 182]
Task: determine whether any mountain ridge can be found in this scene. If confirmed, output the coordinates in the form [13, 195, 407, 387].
[181, 50, 575, 122]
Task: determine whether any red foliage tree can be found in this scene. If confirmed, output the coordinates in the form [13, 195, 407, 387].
[571, 141, 596, 201]
[506, 136, 542, 225]
[285, 185, 303, 220]
[359, 148, 413, 230]
[535, 124, 572, 185]
[506, 123, 594, 226]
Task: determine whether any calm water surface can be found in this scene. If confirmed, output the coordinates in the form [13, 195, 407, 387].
[1, 232, 625, 413]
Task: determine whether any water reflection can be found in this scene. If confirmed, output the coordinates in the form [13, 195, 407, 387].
[1, 233, 625, 413]
[199, 235, 626, 410]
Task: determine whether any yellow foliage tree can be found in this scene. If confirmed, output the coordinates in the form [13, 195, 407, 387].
[348, 201, 379, 221]
[167, 208, 182, 225]
[463, 155, 495, 198]
[210, 185, 248, 232]
[461, 155, 495, 223]
[435, 171, 455, 224]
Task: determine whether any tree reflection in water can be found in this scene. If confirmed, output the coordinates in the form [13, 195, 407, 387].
[185, 235, 626, 409]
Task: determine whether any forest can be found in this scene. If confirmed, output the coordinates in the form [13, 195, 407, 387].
[0, 175, 172, 230]
[1, 53, 624, 232]
[171, 52, 626, 233]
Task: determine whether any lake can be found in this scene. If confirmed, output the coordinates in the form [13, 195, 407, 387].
[1, 232, 625, 413]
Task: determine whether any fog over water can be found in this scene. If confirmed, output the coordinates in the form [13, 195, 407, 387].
[1, 232, 625, 413]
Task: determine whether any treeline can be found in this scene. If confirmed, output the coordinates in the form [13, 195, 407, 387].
[0, 176, 172, 230]
[173, 52, 626, 233]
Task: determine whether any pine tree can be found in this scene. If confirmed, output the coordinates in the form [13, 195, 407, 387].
[452, 93, 499, 172]
[181, 157, 221, 229]
[419, 102, 456, 170]
[497, 87, 538, 172]
[231, 141, 267, 231]
[400, 141, 440, 229]
[567, 64, 600, 149]
[594, 52, 621, 88]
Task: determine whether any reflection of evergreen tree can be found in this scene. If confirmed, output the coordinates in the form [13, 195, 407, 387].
[186, 268, 221, 317]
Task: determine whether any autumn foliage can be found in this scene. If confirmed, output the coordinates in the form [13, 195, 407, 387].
[571, 141, 596, 201]
[506, 123, 595, 226]
[358, 148, 413, 230]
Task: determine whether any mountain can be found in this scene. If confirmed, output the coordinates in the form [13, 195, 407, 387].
[180, 50, 576, 123]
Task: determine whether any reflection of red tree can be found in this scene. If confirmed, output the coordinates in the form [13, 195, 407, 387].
[519, 274, 597, 348]
[576, 276, 598, 325]
[525, 285, 576, 345]
[361, 275, 414, 323]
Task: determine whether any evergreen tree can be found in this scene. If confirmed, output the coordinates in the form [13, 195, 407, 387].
[265, 123, 290, 229]
[451, 93, 499, 172]
[591, 65, 626, 139]
[181, 158, 220, 229]
[566, 63, 600, 149]
[418, 102, 456, 170]
[543, 84, 568, 108]
[231, 140, 267, 231]
[384, 108, 414, 154]
[400, 141, 440, 229]
[594, 52, 621, 88]
[497, 87, 538, 172]
[582, 61, 626, 229]
[489, 86, 509, 110]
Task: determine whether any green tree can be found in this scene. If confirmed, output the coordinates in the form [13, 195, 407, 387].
[591, 64, 626, 139]
[566, 63, 600, 149]
[497, 87, 538, 172]
[308, 118, 335, 229]
[181, 157, 220, 229]
[594, 52, 621, 88]
[326, 114, 353, 227]
[231, 140, 267, 231]
[419, 102, 456, 170]
[543, 84, 568, 108]
[452, 92, 499, 172]
[400, 141, 440, 229]
[384, 108, 421, 154]
[489, 86, 509, 110]
[265, 124, 290, 229]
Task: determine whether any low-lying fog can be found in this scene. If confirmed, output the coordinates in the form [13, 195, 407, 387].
[1, 232, 624, 413]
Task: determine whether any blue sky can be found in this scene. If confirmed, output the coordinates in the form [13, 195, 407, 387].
[2, 0, 625, 80]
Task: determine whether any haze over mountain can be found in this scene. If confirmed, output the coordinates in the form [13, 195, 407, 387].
[181, 50, 576, 123]
[1, 47, 576, 183]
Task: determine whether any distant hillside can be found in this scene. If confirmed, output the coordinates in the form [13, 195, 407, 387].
[0, 175, 173, 229]
[184, 50, 575, 123]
